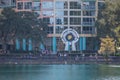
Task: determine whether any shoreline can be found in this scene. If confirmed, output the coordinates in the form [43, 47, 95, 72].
[0, 54, 120, 65]
[0, 59, 120, 65]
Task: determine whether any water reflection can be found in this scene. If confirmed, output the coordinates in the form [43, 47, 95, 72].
[0, 64, 120, 80]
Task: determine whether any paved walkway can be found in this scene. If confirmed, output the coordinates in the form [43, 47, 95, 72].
[0, 54, 120, 65]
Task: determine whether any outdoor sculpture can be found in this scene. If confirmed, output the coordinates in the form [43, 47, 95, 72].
[61, 28, 79, 51]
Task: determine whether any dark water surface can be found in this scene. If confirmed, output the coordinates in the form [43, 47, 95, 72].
[0, 64, 120, 80]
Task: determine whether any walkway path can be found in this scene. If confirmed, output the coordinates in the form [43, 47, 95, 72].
[0, 54, 120, 65]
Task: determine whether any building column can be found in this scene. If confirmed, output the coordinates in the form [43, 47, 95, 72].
[65, 42, 70, 51]
[53, 37, 56, 54]
[94, 39, 98, 50]
[28, 38, 32, 51]
[16, 39, 20, 50]
[40, 43, 45, 50]
[83, 37, 86, 50]
[79, 37, 86, 51]
[80, 37, 83, 50]
[22, 38, 26, 51]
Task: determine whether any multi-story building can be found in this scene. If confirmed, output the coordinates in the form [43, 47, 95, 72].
[0, 0, 16, 7]
[1, 0, 103, 53]
[38, 0, 98, 52]
[0, 0, 16, 13]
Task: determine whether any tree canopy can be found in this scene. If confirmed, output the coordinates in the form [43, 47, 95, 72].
[96, 0, 120, 51]
[96, 0, 120, 38]
[0, 7, 47, 50]
[98, 36, 115, 54]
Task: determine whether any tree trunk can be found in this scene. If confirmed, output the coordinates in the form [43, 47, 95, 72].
[2, 42, 7, 54]
[1, 37, 7, 53]
[2, 43, 7, 50]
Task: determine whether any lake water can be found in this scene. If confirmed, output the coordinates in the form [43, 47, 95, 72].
[0, 64, 120, 80]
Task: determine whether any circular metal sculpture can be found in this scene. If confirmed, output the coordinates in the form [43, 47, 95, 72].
[61, 28, 79, 51]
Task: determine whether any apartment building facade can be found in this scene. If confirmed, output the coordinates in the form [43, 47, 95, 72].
[1, 0, 104, 53]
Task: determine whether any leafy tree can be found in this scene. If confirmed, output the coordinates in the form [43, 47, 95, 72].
[98, 36, 115, 62]
[0, 7, 20, 50]
[16, 11, 48, 48]
[0, 7, 48, 51]
[96, 0, 117, 37]
[96, 0, 120, 50]
[98, 36, 115, 55]
[114, 25, 120, 49]
[30, 19, 48, 48]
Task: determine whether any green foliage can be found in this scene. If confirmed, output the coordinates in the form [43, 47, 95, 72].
[0, 7, 48, 50]
[114, 25, 120, 45]
[98, 36, 115, 54]
[96, 0, 120, 50]
[0, 8, 33, 40]
[96, 0, 119, 37]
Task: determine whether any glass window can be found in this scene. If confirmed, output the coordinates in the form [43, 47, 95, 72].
[56, 17, 64, 25]
[83, 10, 95, 16]
[33, 2, 40, 11]
[12, 0, 16, 3]
[70, 11, 81, 16]
[55, 1, 68, 9]
[70, 18, 81, 25]
[24, 2, 32, 9]
[11, 0, 16, 5]
[55, 1, 64, 9]
[98, 2, 105, 9]
[64, 26, 68, 30]
[83, 26, 93, 34]
[83, 18, 95, 26]
[42, 11, 53, 16]
[70, 2, 81, 9]
[43, 17, 54, 25]
[47, 26, 53, 34]
[56, 26, 64, 34]
[83, 1, 95, 10]
[34, 11, 40, 15]
[50, 18, 54, 24]
[70, 27, 81, 34]
[64, 17, 68, 25]
[89, 1, 95, 9]
[56, 10, 64, 16]
[89, 1, 95, 6]
[42, 1, 53, 9]
[17, 2, 23, 9]
[64, 11, 68, 16]
[64, 1, 68, 9]
[76, 27, 81, 34]
[43, 18, 50, 24]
